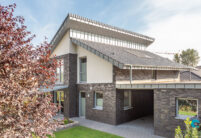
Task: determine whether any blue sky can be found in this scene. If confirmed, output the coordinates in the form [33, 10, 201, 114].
[1, 0, 201, 65]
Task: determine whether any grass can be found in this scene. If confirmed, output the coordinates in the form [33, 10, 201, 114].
[179, 110, 197, 116]
[51, 126, 122, 138]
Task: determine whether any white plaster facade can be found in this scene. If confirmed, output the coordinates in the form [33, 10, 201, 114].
[51, 31, 113, 83]
[76, 46, 113, 83]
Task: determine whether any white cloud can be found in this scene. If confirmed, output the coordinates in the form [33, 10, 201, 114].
[142, 0, 201, 65]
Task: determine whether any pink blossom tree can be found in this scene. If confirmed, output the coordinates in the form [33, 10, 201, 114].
[0, 4, 59, 137]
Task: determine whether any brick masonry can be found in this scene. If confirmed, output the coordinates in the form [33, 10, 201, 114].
[114, 66, 179, 81]
[55, 53, 78, 118]
[154, 89, 201, 138]
[77, 83, 117, 125]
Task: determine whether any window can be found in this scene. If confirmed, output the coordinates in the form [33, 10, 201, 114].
[124, 90, 132, 110]
[80, 57, 87, 82]
[94, 92, 103, 110]
[152, 70, 157, 80]
[56, 59, 64, 84]
[176, 98, 198, 119]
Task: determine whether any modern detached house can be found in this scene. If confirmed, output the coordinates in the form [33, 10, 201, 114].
[46, 14, 201, 137]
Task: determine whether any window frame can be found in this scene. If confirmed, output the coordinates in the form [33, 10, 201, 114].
[56, 59, 64, 84]
[94, 92, 103, 110]
[79, 57, 87, 83]
[152, 70, 157, 80]
[123, 90, 132, 110]
[176, 97, 198, 120]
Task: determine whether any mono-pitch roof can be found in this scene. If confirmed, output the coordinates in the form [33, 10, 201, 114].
[71, 38, 191, 70]
[50, 14, 154, 53]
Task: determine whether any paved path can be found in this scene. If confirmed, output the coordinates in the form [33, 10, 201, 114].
[71, 116, 164, 138]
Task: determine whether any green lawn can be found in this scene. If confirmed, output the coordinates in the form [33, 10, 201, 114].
[51, 126, 122, 138]
[179, 110, 197, 116]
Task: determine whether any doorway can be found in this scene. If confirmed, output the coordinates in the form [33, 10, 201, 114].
[79, 92, 86, 117]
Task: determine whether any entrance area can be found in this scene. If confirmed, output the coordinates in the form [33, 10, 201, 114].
[79, 92, 86, 117]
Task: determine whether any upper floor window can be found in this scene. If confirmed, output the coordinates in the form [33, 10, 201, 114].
[70, 29, 147, 50]
[56, 59, 64, 84]
[124, 90, 132, 110]
[80, 57, 87, 82]
[152, 70, 157, 80]
[176, 98, 198, 119]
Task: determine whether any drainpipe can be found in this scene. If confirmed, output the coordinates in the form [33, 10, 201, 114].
[130, 65, 132, 84]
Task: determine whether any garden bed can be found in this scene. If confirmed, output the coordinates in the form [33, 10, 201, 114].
[55, 118, 79, 131]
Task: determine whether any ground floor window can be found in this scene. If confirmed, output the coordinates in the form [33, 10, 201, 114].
[52, 91, 64, 114]
[94, 92, 103, 110]
[124, 90, 132, 110]
[176, 98, 198, 119]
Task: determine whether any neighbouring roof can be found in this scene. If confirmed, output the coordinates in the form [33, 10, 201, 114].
[180, 70, 201, 81]
[39, 85, 68, 93]
[50, 13, 154, 53]
[71, 38, 191, 70]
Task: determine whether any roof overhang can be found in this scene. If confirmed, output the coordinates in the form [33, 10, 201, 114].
[39, 85, 68, 93]
[124, 64, 192, 71]
[50, 13, 155, 53]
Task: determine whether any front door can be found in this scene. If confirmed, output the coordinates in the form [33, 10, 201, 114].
[80, 92, 86, 116]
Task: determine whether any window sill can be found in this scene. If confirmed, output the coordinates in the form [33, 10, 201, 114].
[123, 106, 133, 110]
[55, 82, 64, 85]
[93, 107, 103, 110]
[175, 115, 196, 120]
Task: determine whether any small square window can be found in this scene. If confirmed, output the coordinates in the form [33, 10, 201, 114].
[176, 98, 198, 119]
[94, 92, 103, 110]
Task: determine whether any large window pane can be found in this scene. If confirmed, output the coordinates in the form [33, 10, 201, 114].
[80, 58, 87, 82]
[94, 92, 103, 109]
[124, 91, 131, 109]
[177, 98, 197, 119]
[56, 59, 64, 84]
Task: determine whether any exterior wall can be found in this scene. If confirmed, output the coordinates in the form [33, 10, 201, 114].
[55, 53, 78, 118]
[77, 83, 116, 125]
[116, 89, 153, 124]
[76, 46, 113, 83]
[180, 71, 201, 81]
[114, 66, 180, 83]
[51, 31, 76, 57]
[154, 89, 201, 138]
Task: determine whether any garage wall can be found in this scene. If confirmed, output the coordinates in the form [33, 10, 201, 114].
[154, 89, 201, 138]
[116, 89, 153, 124]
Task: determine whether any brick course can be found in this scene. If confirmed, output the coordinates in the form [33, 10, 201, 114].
[114, 66, 179, 81]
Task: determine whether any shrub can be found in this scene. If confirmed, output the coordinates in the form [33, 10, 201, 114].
[175, 118, 200, 138]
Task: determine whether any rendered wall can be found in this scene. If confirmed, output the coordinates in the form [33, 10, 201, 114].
[76, 46, 113, 83]
[51, 31, 76, 57]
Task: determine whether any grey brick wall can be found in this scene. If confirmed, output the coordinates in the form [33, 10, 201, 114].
[154, 89, 201, 138]
[114, 66, 179, 81]
[77, 83, 117, 125]
[55, 53, 78, 118]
